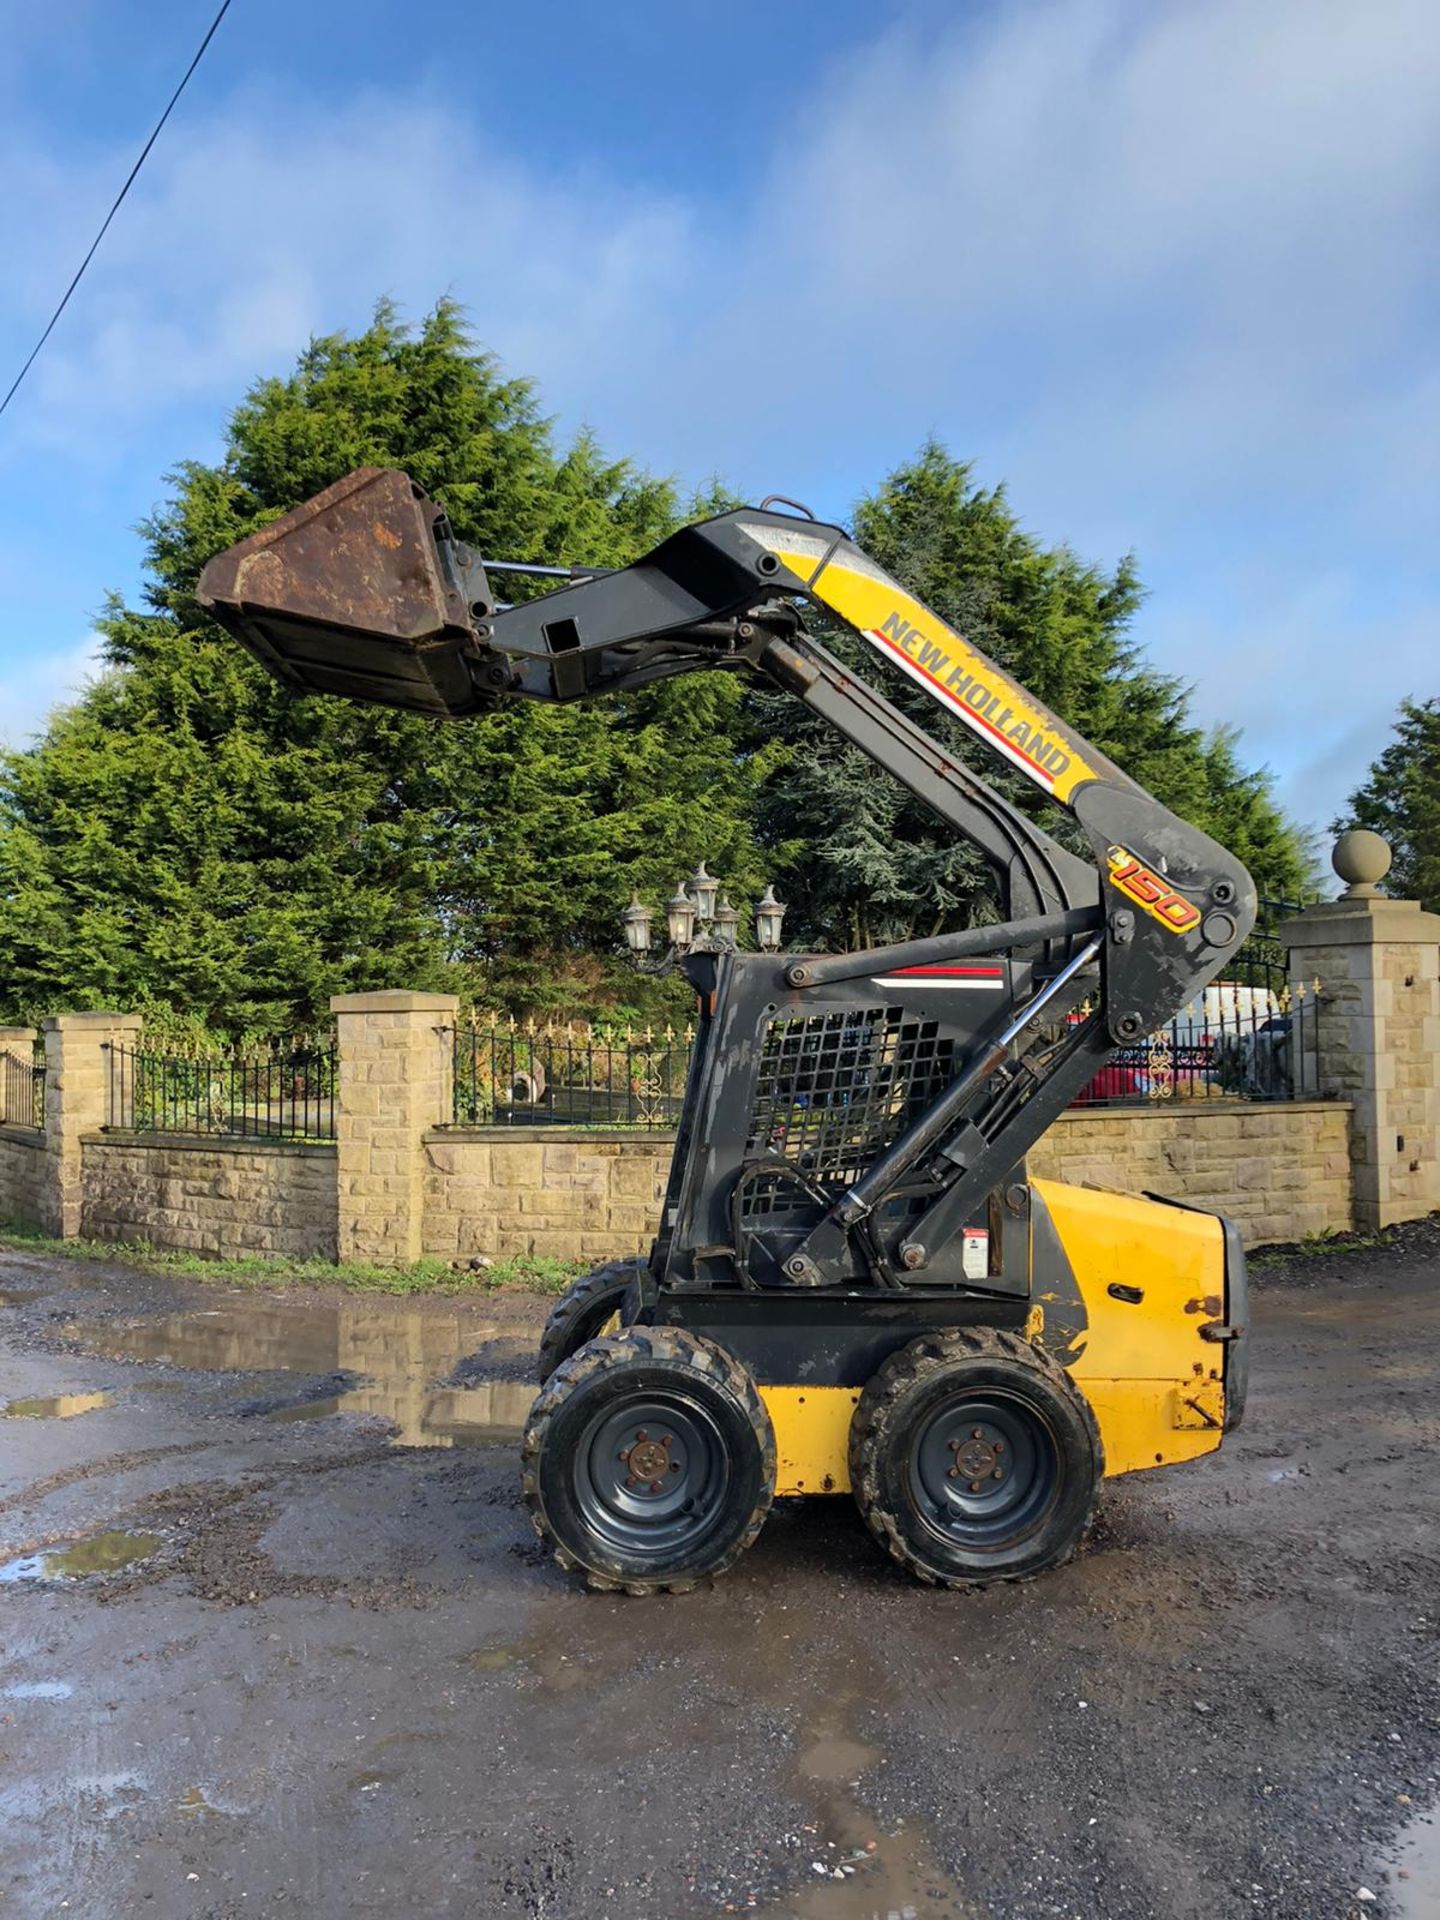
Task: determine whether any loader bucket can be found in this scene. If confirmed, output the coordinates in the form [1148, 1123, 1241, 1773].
[196, 467, 487, 716]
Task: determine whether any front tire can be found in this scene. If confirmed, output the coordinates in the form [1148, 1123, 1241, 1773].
[850, 1328, 1102, 1587]
[521, 1328, 776, 1594]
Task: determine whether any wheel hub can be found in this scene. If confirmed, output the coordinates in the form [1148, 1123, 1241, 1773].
[911, 1392, 1057, 1548]
[952, 1430, 1002, 1482]
[621, 1431, 676, 1491]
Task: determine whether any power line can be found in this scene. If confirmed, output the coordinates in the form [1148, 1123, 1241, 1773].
[0, 0, 236, 425]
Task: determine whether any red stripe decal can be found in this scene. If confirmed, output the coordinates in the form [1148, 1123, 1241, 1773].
[891, 965, 1003, 978]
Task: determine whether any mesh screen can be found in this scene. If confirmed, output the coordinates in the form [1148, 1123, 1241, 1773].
[745, 1007, 955, 1188]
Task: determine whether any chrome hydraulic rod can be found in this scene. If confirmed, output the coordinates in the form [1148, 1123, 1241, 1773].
[827, 933, 1104, 1230]
[785, 906, 1103, 990]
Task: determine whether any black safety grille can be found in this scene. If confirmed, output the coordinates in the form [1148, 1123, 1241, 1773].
[745, 1007, 955, 1187]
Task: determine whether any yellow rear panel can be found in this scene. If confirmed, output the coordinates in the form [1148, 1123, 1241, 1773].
[1031, 1177, 1228, 1475]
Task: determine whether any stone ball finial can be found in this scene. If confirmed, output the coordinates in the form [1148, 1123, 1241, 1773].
[1332, 828, 1392, 898]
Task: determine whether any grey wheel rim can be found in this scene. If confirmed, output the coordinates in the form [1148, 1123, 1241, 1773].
[574, 1392, 731, 1562]
[909, 1390, 1060, 1550]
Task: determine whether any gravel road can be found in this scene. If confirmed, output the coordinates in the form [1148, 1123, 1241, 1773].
[1, 1230, 1438, 1920]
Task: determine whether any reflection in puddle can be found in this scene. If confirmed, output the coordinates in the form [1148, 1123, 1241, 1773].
[177, 1785, 224, 1818]
[759, 1695, 973, 1920]
[460, 1645, 520, 1672]
[1386, 1803, 1440, 1918]
[800, 1732, 879, 1785]
[0, 1529, 161, 1584]
[75, 1299, 536, 1447]
[4, 1391, 114, 1419]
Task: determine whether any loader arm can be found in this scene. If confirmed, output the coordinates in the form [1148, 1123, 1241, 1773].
[198, 466, 1256, 1286]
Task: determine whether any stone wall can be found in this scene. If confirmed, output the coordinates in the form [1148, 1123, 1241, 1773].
[0, 1128, 46, 1231]
[415, 1102, 1351, 1260]
[423, 1130, 668, 1261]
[1027, 1101, 1352, 1247]
[79, 1133, 338, 1261]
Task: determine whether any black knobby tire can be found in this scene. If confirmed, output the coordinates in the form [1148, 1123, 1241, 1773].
[521, 1327, 776, 1594]
[535, 1262, 645, 1385]
[850, 1327, 1103, 1588]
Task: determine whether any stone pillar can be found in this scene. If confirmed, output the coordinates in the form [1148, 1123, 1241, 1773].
[1279, 834, 1440, 1233]
[331, 990, 458, 1265]
[40, 1012, 144, 1238]
[0, 1026, 38, 1128]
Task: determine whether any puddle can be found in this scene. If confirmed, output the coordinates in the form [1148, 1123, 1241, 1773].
[800, 1732, 879, 1784]
[73, 1299, 535, 1448]
[2, 1679, 74, 1700]
[3, 1390, 114, 1420]
[177, 1786, 224, 1818]
[0, 1287, 40, 1306]
[0, 1529, 162, 1584]
[460, 1645, 521, 1673]
[1385, 1803, 1440, 1918]
[759, 1693, 974, 1920]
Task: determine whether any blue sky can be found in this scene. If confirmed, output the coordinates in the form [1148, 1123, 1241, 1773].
[1, 0, 1436, 845]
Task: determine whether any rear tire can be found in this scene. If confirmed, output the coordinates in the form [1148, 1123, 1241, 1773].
[850, 1328, 1102, 1588]
[521, 1327, 776, 1594]
[536, 1261, 644, 1385]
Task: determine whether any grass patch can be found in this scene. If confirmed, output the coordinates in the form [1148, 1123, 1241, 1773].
[0, 1218, 586, 1298]
[1249, 1224, 1395, 1271]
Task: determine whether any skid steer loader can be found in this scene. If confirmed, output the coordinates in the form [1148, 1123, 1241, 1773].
[198, 466, 1253, 1593]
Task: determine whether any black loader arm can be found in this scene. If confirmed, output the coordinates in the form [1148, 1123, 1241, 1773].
[198, 466, 1255, 1283]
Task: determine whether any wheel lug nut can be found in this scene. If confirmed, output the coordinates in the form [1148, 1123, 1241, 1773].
[662, 1435, 673, 1446]
[636, 1430, 648, 1442]
[947, 1467, 959, 1479]
[992, 1468, 1004, 1480]
[993, 1440, 1004, 1454]
[619, 1449, 630, 1462]
[972, 1429, 984, 1440]
[650, 1480, 663, 1493]
[969, 1480, 982, 1493]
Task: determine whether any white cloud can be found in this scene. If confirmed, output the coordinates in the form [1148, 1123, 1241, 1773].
[0, 633, 106, 751]
[0, 0, 1435, 826]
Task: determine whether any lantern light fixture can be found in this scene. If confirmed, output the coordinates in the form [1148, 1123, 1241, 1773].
[688, 861, 719, 923]
[619, 864, 788, 970]
[621, 892, 653, 954]
[755, 884, 787, 952]
[666, 882, 698, 950]
[712, 894, 741, 946]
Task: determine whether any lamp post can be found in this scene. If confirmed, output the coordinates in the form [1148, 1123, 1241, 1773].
[619, 866, 787, 971]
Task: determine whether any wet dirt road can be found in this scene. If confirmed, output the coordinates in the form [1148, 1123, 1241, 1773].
[2, 1241, 1438, 1920]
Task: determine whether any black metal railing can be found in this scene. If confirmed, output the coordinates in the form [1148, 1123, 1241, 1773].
[451, 1022, 694, 1129]
[1069, 980, 1324, 1107]
[106, 1039, 337, 1140]
[0, 1041, 44, 1130]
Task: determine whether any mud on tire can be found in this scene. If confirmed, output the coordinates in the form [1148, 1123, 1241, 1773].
[535, 1261, 645, 1386]
[521, 1327, 776, 1595]
[850, 1327, 1102, 1588]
